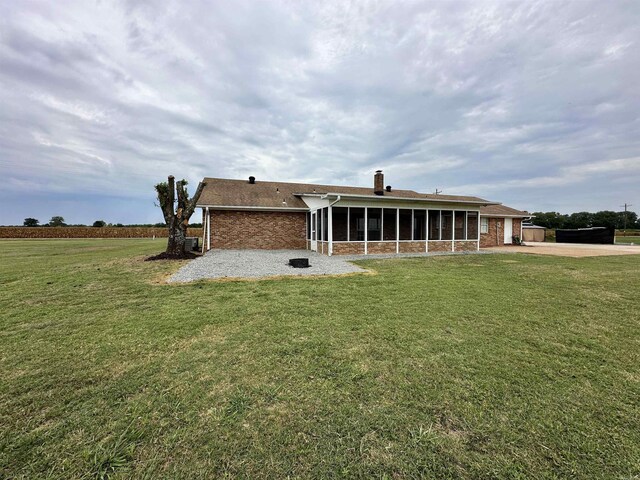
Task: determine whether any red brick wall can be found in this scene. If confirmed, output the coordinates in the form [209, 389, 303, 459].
[454, 240, 478, 252]
[512, 219, 523, 242]
[480, 218, 523, 247]
[209, 210, 306, 250]
[368, 241, 397, 254]
[399, 241, 425, 253]
[428, 240, 452, 252]
[332, 242, 365, 255]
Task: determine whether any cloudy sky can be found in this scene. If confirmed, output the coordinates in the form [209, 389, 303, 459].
[1, 0, 639, 225]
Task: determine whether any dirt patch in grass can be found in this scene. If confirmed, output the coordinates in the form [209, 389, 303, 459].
[145, 251, 199, 261]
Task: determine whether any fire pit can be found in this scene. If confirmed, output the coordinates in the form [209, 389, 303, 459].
[289, 258, 310, 268]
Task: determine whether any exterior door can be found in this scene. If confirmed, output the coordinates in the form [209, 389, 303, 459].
[310, 212, 318, 251]
[504, 218, 513, 244]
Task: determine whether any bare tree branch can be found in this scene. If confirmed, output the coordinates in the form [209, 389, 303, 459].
[155, 179, 174, 224]
[184, 181, 206, 221]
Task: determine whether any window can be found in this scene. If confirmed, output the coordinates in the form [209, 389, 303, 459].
[413, 210, 427, 240]
[481, 217, 489, 234]
[306, 212, 311, 239]
[454, 211, 466, 240]
[383, 208, 397, 240]
[332, 207, 348, 241]
[428, 210, 440, 240]
[467, 212, 479, 239]
[315, 212, 320, 241]
[367, 208, 382, 241]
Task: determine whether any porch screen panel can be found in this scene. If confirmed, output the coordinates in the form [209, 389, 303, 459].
[413, 210, 427, 240]
[306, 212, 311, 239]
[428, 210, 440, 240]
[399, 209, 412, 240]
[383, 208, 397, 240]
[332, 207, 348, 241]
[368, 208, 382, 241]
[441, 211, 453, 240]
[350, 208, 365, 241]
[467, 212, 478, 239]
[322, 208, 328, 241]
[454, 211, 466, 240]
[315, 212, 319, 241]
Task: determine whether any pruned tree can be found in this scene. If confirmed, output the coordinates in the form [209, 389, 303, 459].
[155, 175, 206, 257]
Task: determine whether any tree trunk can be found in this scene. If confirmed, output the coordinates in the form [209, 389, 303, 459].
[166, 219, 187, 256]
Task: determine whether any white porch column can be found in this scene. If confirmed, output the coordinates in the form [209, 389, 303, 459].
[396, 208, 400, 253]
[364, 207, 368, 255]
[477, 211, 481, 251]
[425, 210, 429, 252]
[206, 207, 211, 251]
[465, 211, 468, 240]
[451, 210, 455, 252]
[411, 209, 414, 241]
[328, 205, 333, 256]
[347, 207, 350, 242]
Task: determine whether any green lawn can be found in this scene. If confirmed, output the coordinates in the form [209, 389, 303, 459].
[1, 239, 639, 479]
[617, 236, 640, 245]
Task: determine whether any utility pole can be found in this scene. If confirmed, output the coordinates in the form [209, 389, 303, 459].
[620, 203, 633, 234]
[434, 188, 442, 195]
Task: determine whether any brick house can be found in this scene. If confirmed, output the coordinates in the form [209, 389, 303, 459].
[197, 171, 529, 255]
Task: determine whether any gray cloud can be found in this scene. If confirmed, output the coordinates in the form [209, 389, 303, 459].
[1, 0, 639, 224]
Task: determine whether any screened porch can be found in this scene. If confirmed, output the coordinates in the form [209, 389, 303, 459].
[307, 206, 480, 255]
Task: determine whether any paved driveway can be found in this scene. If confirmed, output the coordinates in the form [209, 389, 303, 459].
[169, 249, 366, 282]
[487, 242, 640, 258]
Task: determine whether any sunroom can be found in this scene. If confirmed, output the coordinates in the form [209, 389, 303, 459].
[301, 195, 484, 256]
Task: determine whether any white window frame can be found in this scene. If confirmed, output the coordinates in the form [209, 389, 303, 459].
[480, 217, 489, 234]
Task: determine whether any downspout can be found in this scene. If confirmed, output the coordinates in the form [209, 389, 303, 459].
[206, 207, 211, 251]
[201, 207, 207, 254]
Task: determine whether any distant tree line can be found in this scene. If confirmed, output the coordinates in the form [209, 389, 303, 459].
[531, 210, 639, 230]
[19, 216, 202, 228]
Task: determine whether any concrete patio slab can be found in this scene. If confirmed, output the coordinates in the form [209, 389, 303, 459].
[487, 242, 640, 258]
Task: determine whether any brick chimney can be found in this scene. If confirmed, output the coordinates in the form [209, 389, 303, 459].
[374, 170, 384, 195]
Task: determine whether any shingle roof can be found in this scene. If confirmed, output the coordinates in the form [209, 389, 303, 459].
[197, 177, 494, 209]
[480, 204, 529, 217]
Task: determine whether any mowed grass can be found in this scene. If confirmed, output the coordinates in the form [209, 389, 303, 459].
[617, 236, 640, 245]
[1, 239, 639, 479]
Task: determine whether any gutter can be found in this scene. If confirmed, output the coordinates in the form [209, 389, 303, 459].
[196, 204, 307, 212]
[297, 192, 498, 206]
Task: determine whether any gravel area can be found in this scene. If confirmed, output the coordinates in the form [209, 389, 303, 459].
[168, 249, 366, 282]
[168, 248, 493, 282]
